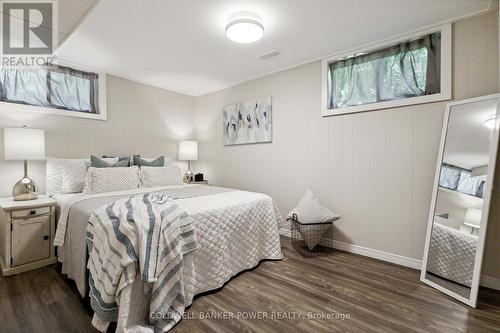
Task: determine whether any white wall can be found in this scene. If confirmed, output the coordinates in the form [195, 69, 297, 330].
[0, 9, 497, 278]
[195, 12, 499, 273]
[0, 74, 196, 197]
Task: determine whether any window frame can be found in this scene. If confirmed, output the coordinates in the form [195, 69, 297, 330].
[321, 24, 451, 117]
[0, 60, 107, 121]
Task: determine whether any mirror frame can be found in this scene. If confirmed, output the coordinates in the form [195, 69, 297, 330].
[420, 93, 500, 307]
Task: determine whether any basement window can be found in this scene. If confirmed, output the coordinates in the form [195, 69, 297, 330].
[0, 64, 107, 120]
[322, 24, 451, 116]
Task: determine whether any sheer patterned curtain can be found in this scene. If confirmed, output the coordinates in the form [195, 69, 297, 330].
[329, 32, 441, 109]
[0, 64, 99, 113]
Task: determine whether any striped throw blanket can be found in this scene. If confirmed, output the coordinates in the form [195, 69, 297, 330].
[86, 192, 197, 332]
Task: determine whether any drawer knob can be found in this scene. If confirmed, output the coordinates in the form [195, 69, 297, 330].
[43, 235, 49, 240]
[30, 210, 36, 215]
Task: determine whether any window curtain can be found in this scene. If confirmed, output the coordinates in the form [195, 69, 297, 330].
[0, 67, 50, 107]
[47, 65, 99, 113]
[439, 163, 486, 198]
[0, 64, 99, 113]
[329, 32, 440, 109]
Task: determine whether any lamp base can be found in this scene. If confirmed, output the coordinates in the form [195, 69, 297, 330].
[183, 170, 193, 183]
[13, 177, 39, 201]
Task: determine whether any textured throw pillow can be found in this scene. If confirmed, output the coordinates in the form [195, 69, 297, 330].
[133, 156, 165, 167]
[83, 166, 141, 195]
[140, 165, 181, 187]
[60, 159, 90, 193]
[91, 155, 129, 168]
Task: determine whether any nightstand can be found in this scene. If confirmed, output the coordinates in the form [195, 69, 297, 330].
[0, 195, 57, 276]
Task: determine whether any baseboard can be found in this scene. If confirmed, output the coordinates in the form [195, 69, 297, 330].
[480, 275, 500, 290]
[280, 233, 500, 291]
[323, 239, 422, 270]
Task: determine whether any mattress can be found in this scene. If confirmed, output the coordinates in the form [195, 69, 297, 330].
[53, 185, 283, 332]
[427, 222, 478, 287]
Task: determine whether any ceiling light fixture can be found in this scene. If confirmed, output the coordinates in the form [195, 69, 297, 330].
[225, 12, 264, 44]
[484, 116, 496, 129]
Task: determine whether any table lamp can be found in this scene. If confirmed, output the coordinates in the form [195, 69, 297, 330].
[4, 127, 45, 201]
[464, 208, 482, 229]
[178, 140, 198, 183]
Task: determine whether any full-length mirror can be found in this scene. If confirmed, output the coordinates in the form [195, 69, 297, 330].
[421, 94, 499, 307]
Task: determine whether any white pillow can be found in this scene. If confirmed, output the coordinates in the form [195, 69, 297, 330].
[288, 188, 340, 224]
[60, 159, 90, 193]
[83, 166, 141, 195]
[140, 165, 181, 187]
[46, 158, 120, 195]
[288, 188, 340, 250]
[46, 159, 64, 196]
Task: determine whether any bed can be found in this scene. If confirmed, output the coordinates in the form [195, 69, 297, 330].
[426, 221, 477, 287]
[53, 184, 283, 332]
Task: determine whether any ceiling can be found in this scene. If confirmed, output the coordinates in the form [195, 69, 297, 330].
[443, 98, 498, 170]
[57, 0, 99, 45]
[56, 0, 493, 96]
[1, 0, 98, 50]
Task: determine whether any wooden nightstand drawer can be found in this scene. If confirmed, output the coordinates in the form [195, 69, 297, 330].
[11, 206, 51, 218]
[12, 216, 51, 266]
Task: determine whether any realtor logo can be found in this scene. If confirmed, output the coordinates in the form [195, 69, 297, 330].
[1, 0, 57, 55]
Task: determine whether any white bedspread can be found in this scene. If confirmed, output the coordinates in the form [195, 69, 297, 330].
[54, 185, 283, 332]
[427, 222, 478, 287]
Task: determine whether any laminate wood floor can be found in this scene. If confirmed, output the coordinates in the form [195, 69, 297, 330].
[1, 237, 499, 333]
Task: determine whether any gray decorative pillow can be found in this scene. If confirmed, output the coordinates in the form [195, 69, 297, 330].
[91, 155, 129, 168]
[133, 156, 165, 167]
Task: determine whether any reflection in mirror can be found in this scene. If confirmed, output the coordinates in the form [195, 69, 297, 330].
[422, 95, 499, 306]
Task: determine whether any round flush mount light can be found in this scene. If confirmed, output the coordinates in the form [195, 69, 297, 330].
[484, 116, 496, 129]
[225, 12, 264, 44]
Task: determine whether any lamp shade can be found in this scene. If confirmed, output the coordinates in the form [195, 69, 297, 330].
[178, 140, 198, 161]
[4, 127, 45, 160]
[464, 208, 482, 227]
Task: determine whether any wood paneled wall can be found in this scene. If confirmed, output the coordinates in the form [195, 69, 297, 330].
[195, 11, 499, 276]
